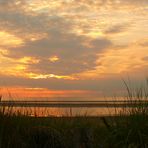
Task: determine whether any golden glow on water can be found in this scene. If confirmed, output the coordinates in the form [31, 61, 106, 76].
[1, 106, 128, 117]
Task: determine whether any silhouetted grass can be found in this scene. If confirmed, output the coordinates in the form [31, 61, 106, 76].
[101, 79, 148, 147]
[0, 110, 107, 148]
[0, 79, 148, 147]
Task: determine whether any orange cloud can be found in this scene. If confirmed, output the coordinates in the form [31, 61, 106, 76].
[26, 73, 75, 80]
[0, 31, 24, 47]
[48, 55, 59, 63]
[76, 40, 148, 79]
[1, 87, 100, 100]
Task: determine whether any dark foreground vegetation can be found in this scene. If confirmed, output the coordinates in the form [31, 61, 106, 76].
[0, 79, 148, 148]
[1, 112, 148, 148]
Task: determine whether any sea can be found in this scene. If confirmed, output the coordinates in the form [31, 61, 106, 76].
[0, 97, 138, 117]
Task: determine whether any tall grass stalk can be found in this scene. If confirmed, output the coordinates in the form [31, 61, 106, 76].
[102, 79, 148, 147]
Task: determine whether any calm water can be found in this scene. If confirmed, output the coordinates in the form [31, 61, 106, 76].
[0, 99, 137, 117]
[1, 97, 143, 116]
[2, 106, 127, 117]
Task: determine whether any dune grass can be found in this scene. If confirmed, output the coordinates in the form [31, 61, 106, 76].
[101, 79, 148, 147]
[0, 111, 108, 148]
[0, 79, 148, 147]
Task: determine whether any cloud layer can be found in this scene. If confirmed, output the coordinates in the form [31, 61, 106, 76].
[0, 0, 147, 98]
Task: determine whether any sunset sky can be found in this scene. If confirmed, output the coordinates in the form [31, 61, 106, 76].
[0, 0, 148, 100]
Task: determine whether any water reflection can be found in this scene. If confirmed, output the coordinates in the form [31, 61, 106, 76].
[1, 106, 127, 117]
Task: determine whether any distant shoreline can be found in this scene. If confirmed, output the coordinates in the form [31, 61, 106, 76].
[0, 100, 148, 108]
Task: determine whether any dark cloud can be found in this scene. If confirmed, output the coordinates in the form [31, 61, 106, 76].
[6, 30, 112, 75]
[0, 0, 113, 75]
[0, 0, 112, 75]
[104, 24, 129, 34]
[74, 0, 148, 11]
[119, 0, 148, 6]
[139, 41, 148, 47]
[91, 38, 112, 49]
[0, 10, 48, 37]
[0, 1, 73, 40]
[0, 73, 124, 92]
[142, 56, 148, 61]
